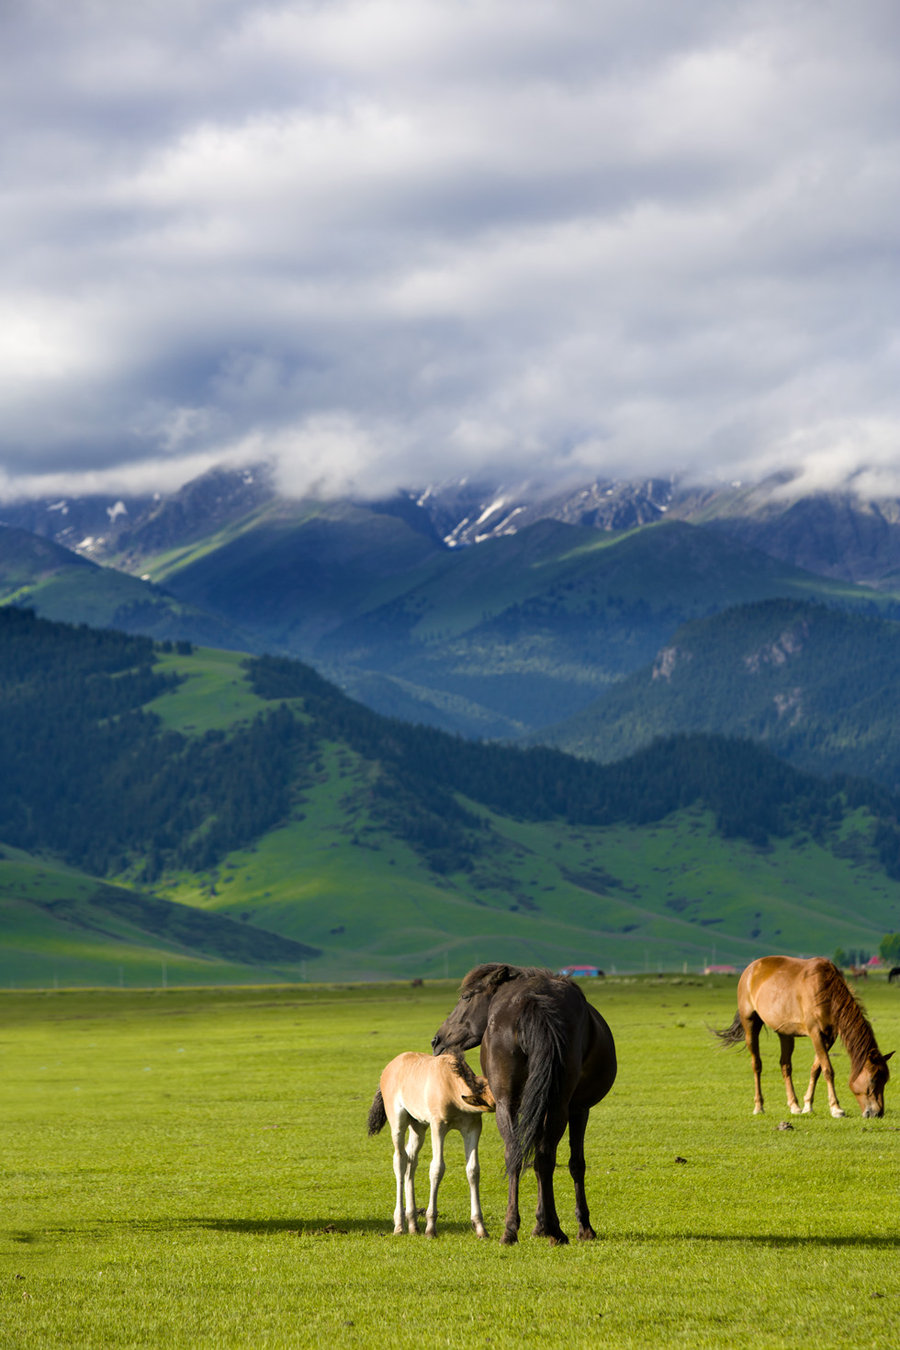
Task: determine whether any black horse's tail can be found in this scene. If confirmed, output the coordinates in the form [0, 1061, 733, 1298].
[714, 1010, 745, 1047]
[511, 991, 569, 1175]
[367, 1088, 387, 1135]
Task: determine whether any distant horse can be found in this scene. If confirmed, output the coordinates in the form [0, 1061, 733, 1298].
[889, 967, 900, 985]
[716, 955, 893, 1118]
[367, 1050, 495, 1238]
[431, 963, 617, 1246]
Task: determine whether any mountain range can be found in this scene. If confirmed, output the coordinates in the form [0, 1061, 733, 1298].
[4, 464, 900, 741]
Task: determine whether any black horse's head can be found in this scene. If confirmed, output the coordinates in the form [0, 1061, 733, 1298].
[431, 963, 519, 1055]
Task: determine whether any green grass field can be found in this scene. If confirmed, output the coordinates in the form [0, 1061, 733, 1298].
[2, 976, 899, 1347]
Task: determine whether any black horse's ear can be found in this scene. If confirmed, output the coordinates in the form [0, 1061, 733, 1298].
[884, 1051, 895, 1062]
[488, 964, 514, 989]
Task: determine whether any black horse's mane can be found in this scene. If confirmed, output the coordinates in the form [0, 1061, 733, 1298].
[463, 963, 572, 993]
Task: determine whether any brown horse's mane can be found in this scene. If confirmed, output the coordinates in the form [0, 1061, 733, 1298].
[818, 963, 880, 1070]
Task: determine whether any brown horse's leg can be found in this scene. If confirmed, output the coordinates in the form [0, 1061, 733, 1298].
[807, 1031, 844, 1117]
[567, 1104, 595, 1241]
[778, 1034, 802, 1114]
[802, 1060, 822, 1113]
[743, 1014, 765, 1113]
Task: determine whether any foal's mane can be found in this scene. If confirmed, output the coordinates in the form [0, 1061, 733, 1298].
[819, 963, 879, 1069]
[448, 1050, 482, 1094]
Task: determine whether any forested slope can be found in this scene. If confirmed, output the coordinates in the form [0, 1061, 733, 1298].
[543, 598, 900, 793]
[4, 607, 900, 982]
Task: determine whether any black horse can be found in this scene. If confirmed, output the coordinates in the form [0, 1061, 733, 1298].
[431, 963, 617, 1246]
[889, 967, 900, 984]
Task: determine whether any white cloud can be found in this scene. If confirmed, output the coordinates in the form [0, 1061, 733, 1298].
[1, 0, 899, 501]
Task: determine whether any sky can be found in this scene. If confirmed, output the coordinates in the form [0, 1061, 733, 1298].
[3, 0, 900, 503]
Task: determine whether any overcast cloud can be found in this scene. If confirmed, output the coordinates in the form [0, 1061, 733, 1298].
[2, 0, 900, 502]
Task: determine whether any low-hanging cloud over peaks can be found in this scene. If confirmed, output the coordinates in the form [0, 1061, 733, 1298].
[2, 0, 900, 503]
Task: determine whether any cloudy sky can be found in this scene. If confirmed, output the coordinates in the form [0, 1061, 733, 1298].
[3, 0, 900, 502]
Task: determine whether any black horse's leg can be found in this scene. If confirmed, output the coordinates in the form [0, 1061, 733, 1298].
[532, 1110, 568, 1245]
[496, 1103, 522, 1245]
[532, 1148, 567, 1244]
[567, 1104, 595, 1240]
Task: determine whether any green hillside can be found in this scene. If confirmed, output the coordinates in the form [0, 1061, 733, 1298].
[0, 523, 253, 650]
[142, 497, 442, 641]
[0, 844, 317, 989]
[543, 597, 900, 791]
[3, 607, 900, 986]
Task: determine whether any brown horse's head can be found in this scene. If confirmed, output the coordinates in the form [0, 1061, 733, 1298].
[849, 1050, 893, 1117]
[431, 963, 517, 1055]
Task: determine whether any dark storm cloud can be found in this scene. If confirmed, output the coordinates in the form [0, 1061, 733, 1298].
[2, 0, 900, 501]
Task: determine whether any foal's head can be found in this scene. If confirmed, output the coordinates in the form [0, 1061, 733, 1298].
[849, 1050, 893, 1117]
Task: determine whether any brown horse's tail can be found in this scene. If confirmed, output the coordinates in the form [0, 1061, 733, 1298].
[714, 1010, 745, 1047]
[367, 1088, 387, 1135]
[510, 991, 569, 1174]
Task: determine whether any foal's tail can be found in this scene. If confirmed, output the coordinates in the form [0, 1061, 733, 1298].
[713, 1010, 745, 1047]
[367, 1088, 387, 1135]
[511, 992, 568, 1175]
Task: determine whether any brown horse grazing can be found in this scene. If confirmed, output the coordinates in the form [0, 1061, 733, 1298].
[716, 955, 893, 1118]
[367, 1050, 495, 1238]
[431, 963, 617, 1246]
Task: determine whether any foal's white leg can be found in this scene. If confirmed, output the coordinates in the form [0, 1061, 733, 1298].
[391, 1113, 410, 1235]
[404, 1122, 427, 1234]
[425, 1120, 448, 1238]
[460, 1116, 488, 1239]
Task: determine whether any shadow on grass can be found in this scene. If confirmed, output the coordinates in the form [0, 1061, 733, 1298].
[15, 1221, 900, 1247]
[607, 1232, 900, 1249]
[111, 1216, 391, 1236]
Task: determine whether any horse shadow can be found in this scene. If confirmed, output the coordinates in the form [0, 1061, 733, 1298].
[14, 1220, 900, 1249]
